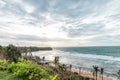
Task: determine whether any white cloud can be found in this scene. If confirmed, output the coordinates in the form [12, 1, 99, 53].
[0, 0, 6, 8]
[0, 0, 120, 46]
[23, 3, 35, 13]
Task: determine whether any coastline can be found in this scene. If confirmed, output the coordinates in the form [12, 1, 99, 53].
[32, 47, 120, 79]
[49, 62, 117, 80]
[22, 50, 118, 80]
[70, 67, 116, 80]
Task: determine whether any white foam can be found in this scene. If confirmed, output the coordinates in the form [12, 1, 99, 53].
[32, 49, 120, 77]
[55, 49, 120, 62]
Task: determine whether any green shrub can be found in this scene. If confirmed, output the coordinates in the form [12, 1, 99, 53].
[0, 59, 8, 70]
[5, 44, 21, 63]
[50, 74, 59, 80]
[7, 58, 57, 80]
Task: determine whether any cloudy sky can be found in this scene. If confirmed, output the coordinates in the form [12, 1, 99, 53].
[0, 0, 120, 47]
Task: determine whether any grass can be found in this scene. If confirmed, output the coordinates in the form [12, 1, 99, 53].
[0, 71, 13, 80]
[0, 71, 22, 80]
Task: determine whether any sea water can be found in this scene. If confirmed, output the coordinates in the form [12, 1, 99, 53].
[32, 46, 120, 77]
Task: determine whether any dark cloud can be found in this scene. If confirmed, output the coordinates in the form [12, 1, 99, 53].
[62, 23, 105, 37]
[50, 0, 111, 18]
[1, 1, 26, 15]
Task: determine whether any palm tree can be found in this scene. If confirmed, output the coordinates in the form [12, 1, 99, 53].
[54, 56, 59, 72]
[100, 68, 104, 80]
[35, 56, 41, 64]
[62, 64, 66, 72]
[54, 56, 59, 66]
[42, 56, 45, 61]
[27, 48, 32, 60]
[69, 64, 72, 80]
[70, 64, 72, 72]
[93, 65, 99, 80]
[93, 72, 95, 79]
[117, 70, 120, 80]
[59, 64, 66, 79]
[0, 45, 3, 55]
[0, 45, 4, 59]
[79, 67, 82, 75]
[0, 45, 2, 53]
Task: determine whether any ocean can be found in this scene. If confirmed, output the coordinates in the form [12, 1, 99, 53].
[32, 46, 120, 77]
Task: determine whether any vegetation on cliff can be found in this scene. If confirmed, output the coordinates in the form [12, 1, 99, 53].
[0, 58, 59, 80]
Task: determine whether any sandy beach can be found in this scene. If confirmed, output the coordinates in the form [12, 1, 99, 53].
[49, 62, 117, 80]
[70, 67, 116, 80]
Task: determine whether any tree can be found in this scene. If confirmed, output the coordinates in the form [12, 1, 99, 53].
[5, 44, 21, 62]
[54, 56, 59, 66]
[53, 56, 59, 73]
[70, 64, 72, 80]
[58, 64, 66, 79]
[70, 64, 72, 72]
[93, 65, 99, 80]
[42, 56, 45, 62]
[0, 45, 3, 54]
[100, 68, 104, 80]
[0, 45, 2, 54]
[117, 70, 120, 80]
[0, 45, 4, 59]
[79, 67, 82, 75]
[34, 56, 41, 63]
[0, 45, 2, 49]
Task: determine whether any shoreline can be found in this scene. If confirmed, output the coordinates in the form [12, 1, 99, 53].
[70, 67, 116, 80]
[32, 48, 120, 77]
[30, 50, 119, 80]
[23, 53, 117, 80]
[48, 62, 117, 80]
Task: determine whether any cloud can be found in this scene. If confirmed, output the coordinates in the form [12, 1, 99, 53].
[0, 0, 6, 8]
[0, 0, 120, 47]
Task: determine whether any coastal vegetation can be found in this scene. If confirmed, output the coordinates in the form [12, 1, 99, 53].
[18, 46, 52, 53]
[0, 44, 117, 80]
[0, 58, 59, 80]
[93, 65, 99, 80]
[117, 70, 120, 80]
[0, 44, 92, 80]
[0, 45, 58, 80]
[0, 44, 21, 62]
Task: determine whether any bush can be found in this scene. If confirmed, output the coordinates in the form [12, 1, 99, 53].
[5, 44, 21, 63]
[7, 58, 56, 80]
[0, 59, 8, 70]
[50, 74, 59, 80]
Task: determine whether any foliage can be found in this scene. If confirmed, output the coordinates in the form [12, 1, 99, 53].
[0, 45, 2, 53]
[50, 74, 59, 80]
[18, 46, 52, 53]
[100, 68, 104, 80]
[117, 70, 120, 80]
[93, 65, 99, 80]
[5, 44, 21, 63]
[0, 44, 52, 61]
[0, 45, 94, 80]
[0, 59, 8, 70]
[7, 58, 57, 80]
[0, 71, 22, 80]
[54, 56, 59, 65]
